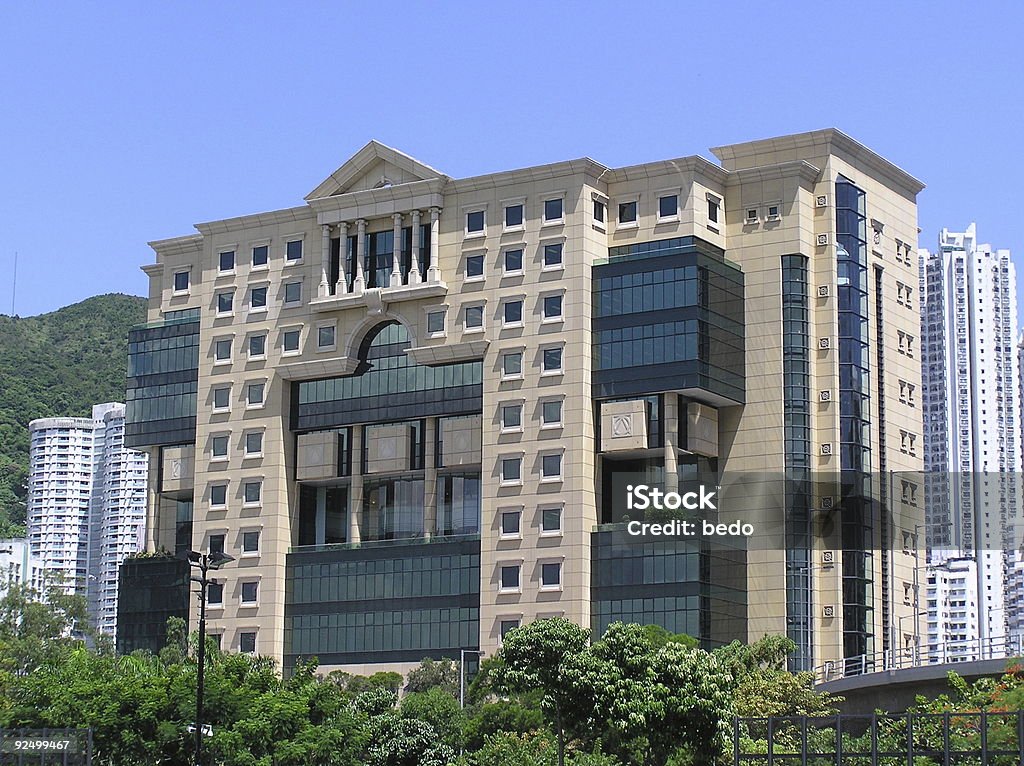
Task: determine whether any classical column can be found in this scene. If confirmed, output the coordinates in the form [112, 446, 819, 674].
[335, 221, 349, 294]
[349, 426, 363, 544]
[319, 224, 331, 297]
[352, 219, 367, 293]
[427, 207, 441, 283]
[391, 213, 403, 286]
[423, 417, 438, 538]
[409, 209, 422, 284]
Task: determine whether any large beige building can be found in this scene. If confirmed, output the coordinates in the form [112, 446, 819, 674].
[119, 129, 925, 677]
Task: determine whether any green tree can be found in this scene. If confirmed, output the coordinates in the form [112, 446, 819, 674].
[400, 686, 464, 751]
[0, 580, 91, 676]
[404, 657, 460, 697]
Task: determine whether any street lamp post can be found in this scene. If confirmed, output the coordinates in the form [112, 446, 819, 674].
[181, 549, 234, 766]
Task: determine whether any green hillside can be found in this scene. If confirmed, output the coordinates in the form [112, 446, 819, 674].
[0, 294, 147, 534]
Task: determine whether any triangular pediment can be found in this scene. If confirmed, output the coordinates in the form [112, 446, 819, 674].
[305, 140, 445, 201]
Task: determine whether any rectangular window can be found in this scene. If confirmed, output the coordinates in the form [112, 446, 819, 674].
[219, 251, 235, 272]
[243, 481, 262, 505]
[500, 619, 520, 638]
[505, 204, 523, 228]
[286, 239, 303, 261]
[217, 292, 234, 314]
[541, 507, 562, 533]
[465, 305, 484, 330]
[207, 581, 224, 605]
[502, 351, 523, 378]
[173, 271, 190, 292]
[658, 195, 678, 219]
[241, 581, 258, 604]
[542, 399, 562, 426]
[245, 432, 263, 456]
[503, 300, 523, 326]
[318, 325, 336, 349]
[211, 435, 229, 459]
[247, 382, 265, 407]
[209, 534, 225, 554]
[210, 484, 228, 507]
[593, 199, 605, 223]
[500, 565, 521, 591]
[707, 199, 719, 224]
[543, 243, 563, 268]
[544, 198, 563, 222]
[503, 248, 524, 274]
[501, 457, 522, 484]
[214, 339, 232, 362]
[542, 346, 563, 373]
[252, 244, 269, 267]
[427, 310, 446, 335]
[283, 329, 301, 353]
[618, 201, 637, 224]
[212, 386, 231, 411]
[501, 510, 521, 537]
[250, 286, 268, 309]
[466, 254, 485, 279]
[745, 208, 758, 224]
[284, 282, 302, 304]
[501, 404, 522, 431]
[767, 204, 780, 219]
[466, 210, 485, 234]
[239, 632, 256, 653]
[541, 453, 562, 480]
[541, 562, 562, 588]
[542, 294, 563, 320]
[249, 334, 267, 359]
[242, 531, 260, 554]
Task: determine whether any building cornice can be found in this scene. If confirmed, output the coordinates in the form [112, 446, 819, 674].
[450, 158, 610, 194]
[194, 206, 312, 236]
[308, 178, 448, 223]
[605, 155, 730, 185]
[147, 234, 204, 258]
[723, 160, 822, 186]
[406, 339, 489, 365]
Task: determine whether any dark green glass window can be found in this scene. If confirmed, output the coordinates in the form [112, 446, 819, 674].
[286, 239, 303, 261]
[244, 481, 261, 504]
[219, 251, 235, 271]
[217, 292, 233, 313]
[543, 243, 563, 267]
[250, 286, 267, 309]
[542, 562, 561, 586]
[594, 199, 605, 223]
[543, 294, 563, 318]
[503, 300, 523, 325]
[542, 400, 562, 425]
[243, 531, 259, 553]
[542, 507, 561, 532]
[210, 484, 227, 506]
[619, 201, 637, 223]
[543, 347, 562, 371]
[209, 534, 225, 554]
[240, 632, 256, 653]
[249, 334, 266, 357]
[503, 351, 523, 377]
[208, 581, 224, 604]
[173, 271, 189, 291]
[252, 245, 268, 266]
[501, 565, 520, 589]
[427, 311, 445, 334]
[504, 248, 523, 272]
[466, 254, 484, 278]
[501, 510, 520, 535]
[500, 619, 520, 638]
[284, 282, 302, 304]
[505, 204, 523, 227]
[659, 195, 678, 218]
[544, 198, 563, 221]
[467, 210, 484, 233]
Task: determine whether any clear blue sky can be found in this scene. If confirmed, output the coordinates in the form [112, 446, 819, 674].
[1, 1, 1022, 318]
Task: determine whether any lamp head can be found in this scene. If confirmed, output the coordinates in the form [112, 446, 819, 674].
[208, 551, 235, 569]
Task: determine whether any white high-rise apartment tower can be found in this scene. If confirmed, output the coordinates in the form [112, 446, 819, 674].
[919, 223, 1021, 652]
[28, 403, 149, 639]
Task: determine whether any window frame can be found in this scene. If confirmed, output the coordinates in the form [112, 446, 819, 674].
[541, 240, 565, 271]
[541, 344, 564, 375]
[248, 333, 268, 361]
[211, 385, 231, 413]
[657, 192, 680, 222]
[540, 397, 563, 428]
[501, 350, 524, 381]
[541, 291, 565, 323]
[218, 249, 236, 274]
[239, 631, 257, 654]
[241, 529, 260, 556]
[540, 451, 564, 482]
[501, 297, 525, 329]
[502, 199, 525, 232]
[213, 336, 233, 365]
[540, 560, 563, 590]
[500, 454, 524, 486]
[500, 401, 524, 433]
[246, 380, 267, 410]
[540, 505, 563, 536]
[242, 479, 263, 507]
[499, 563, 522, 593]
[281, 326, 303, 356]
[464, 251, 486, 282]
[215, 290, 235, 317]
[316, 322, 337, 352]
[284, 236, 304, 264]
[172, 270, 190, 294]
[243, 430, 264, 458]
[249, 284, 269, 312]
[239, 580, 259, 606]
[617, 199, 638, 228]
[209, 482, 229, 509]
[424, 305, 448, 338]
[463, 303, 485, 333]
[251, 242, 270, 269]
[502, 246, 525, 276]
[210, 433, 230, 462]
[499, 508, 523, 539]
[542, 194, 565, 226]
[465, 208, 486, 238]
[283, 280, 303, 306]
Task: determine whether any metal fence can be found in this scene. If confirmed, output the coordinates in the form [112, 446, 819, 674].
[734, 712, 1024, 765]
[0, 731, 92, 766]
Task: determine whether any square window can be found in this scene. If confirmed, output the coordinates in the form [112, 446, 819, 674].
[214, 339, 232, 362]
[217, 292, 233, 314]
[501, 457, 522, 483]
[318, 325, 336, 348]
[542, 507, 562, 533]
[503, 300, 523, 326]
[466, 210, 485, 234]
[239, 632, 256, 654]
[465, 305, 484, 329]
[245, 432, 263, 456]
[505, 204, 523, 228]
[252, 245, 268, 267]
[249, 334, 267, 358]
[500, 619, 520, 638]
[284, 282, 302, 304]
[426, 310, 446, 335]
[286, 239, 303, 261]
[466, 254, 485, 279]
[593, 199, 605, 223]
[543, 243, 563, 268]
[745, 208, 758, 223]
[283, 329, 301, 353]
[658, 195, 678, 219]
[209, 534, 225, 555]
[243, 481, 262, 504]
[241, 581, 258, 604]
[501, 510, 521, 536]
[768, 204, 780, 219]
[707, 199, 719, 224]
[501, 404, 522, 430]
[542, 453, 562, 479]
[250, 286, 268, 309]
[618, 201, 637, 224]
[219, 251, 235, 272]
[502, 351, 523, 378]
[542, 400, 562, 426]
[207, 581, 224, 605]
[173, 271, 190, 292]
[212, 386, 230, 411]
[544, 198, 563, 221]
[242, 531, 260, 553]
[211, 436, 229, 459]
[542, 347, 563, 372]
[504, 248, 524, 274]
[542, 294, 563, 320]
[210, 484, 228, 507]
[500, 565, 521, 590]
[247, 382, 265, 407]
[541, 562, 562, 587]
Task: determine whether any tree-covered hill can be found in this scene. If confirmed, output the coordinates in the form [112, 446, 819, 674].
[0, 294, 146, 533]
